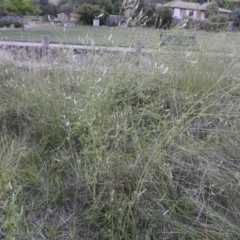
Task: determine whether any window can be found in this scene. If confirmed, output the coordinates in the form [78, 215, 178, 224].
[173, 8, 180, 17]
[189, 10, 194, 16]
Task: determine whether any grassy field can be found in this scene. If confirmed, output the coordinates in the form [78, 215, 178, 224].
[0, 24, 240, 52]
[0, 25, 161, 47]
[1, 29, 240, 239]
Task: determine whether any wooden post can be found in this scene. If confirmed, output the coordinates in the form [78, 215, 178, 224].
[135, 40, 144, 66]
[41, 35, 49, 48]
[135, 40, 143, 53]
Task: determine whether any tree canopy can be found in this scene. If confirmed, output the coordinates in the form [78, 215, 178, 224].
[1, 0, 39, 31]
[205, 1, 219, 18]
[75, 3, 108, 24]
[59, 3, 74, 18]
[2, 0, 39, 15]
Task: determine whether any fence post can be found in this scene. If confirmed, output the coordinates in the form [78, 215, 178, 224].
[135, 40, 143, 54]
[41, 35, 49, 48]
[135, 40, 144, 66]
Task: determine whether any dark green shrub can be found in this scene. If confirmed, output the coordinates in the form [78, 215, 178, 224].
[13, 21, 22, 28]
[42, 15, 55, 22]
[205, 2, 219, 18]
[110, 21, 117, 27]
[204, 15, 228, 31]
[154, 6, 173, 29]
[75, 3, 108, 25]
[53, 20, 62, 24]
[31, 19, 42, 21]
[0, 20, 22, 28]
[59, 3, 74, 19]
[112, 0, 123, 14]
[39, 0, 57, 16]
[231, 8, 240, 27]
[101, 0, 113, 14]
[139, 7, 155, 27]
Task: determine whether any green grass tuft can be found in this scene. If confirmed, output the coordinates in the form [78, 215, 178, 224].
[1, 32, 240, 239]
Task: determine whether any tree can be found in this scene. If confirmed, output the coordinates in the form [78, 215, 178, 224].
[112, 0, 123, 14]
[0, 0, 5, 15]
[75, 3, 108, 25]
[155, 6, 173, 28]
[205, 1, 219, 18]
[231, 8, 240, 27]
[38, 0, 57, 17]
[59, 3, 74, 19]
[3, 0, 39, 30]
[101, 0, 113, 13]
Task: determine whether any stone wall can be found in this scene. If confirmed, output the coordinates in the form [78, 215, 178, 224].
[0, 44, 98, 62]
[28, 21, 63, 28]
[0, 42, 154, 68]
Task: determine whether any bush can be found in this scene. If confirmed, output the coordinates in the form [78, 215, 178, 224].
[184, 17, 203, 30]
[75, 3, 108, 25]
[31, 19, 42, 22]
[39, 3, 57, 17]
[110, 21, 117, 27]
[205, 2, 219, 18]
[0, 20, 22, 28]
[112, 0, 123, 14]
[139, 7, 156, 27]
[204, 15, 229, 31]
[53, 20, 62, 24]
[42, 15, 55, 22]
[59, 3, 74, 20]
[154, 6, 173, 29]
[101, 0, 113, 14]
[231, 8, 240, 27]
[127, 7, 155, 27]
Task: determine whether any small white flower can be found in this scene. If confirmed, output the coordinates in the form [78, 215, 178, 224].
[163, 210, 169, 216]
[108, 34, 112, 41]
[65, 120, 70, 127]
[8, 182, 13, 190]
[186, 60, 198, 64]
[103, 68, 107, 76]
[162, 67, 169, 74]
[158, 64, 168, 74]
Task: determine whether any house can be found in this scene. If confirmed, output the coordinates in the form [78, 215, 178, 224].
[57, 12, 76, 21]
[161, 0, 231, 21]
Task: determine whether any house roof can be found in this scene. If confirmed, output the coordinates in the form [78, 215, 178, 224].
[164, 0, 204, 11]
[163, 0, 232, 13]
[215, 7, 232, 13]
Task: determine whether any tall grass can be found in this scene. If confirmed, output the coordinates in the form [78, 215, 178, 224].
[1, 36, 240, 239]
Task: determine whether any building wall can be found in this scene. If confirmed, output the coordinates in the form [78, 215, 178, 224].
[173, 8, 206, 21]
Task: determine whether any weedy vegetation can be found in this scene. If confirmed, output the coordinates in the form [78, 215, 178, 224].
[1, 29, 240, 239]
